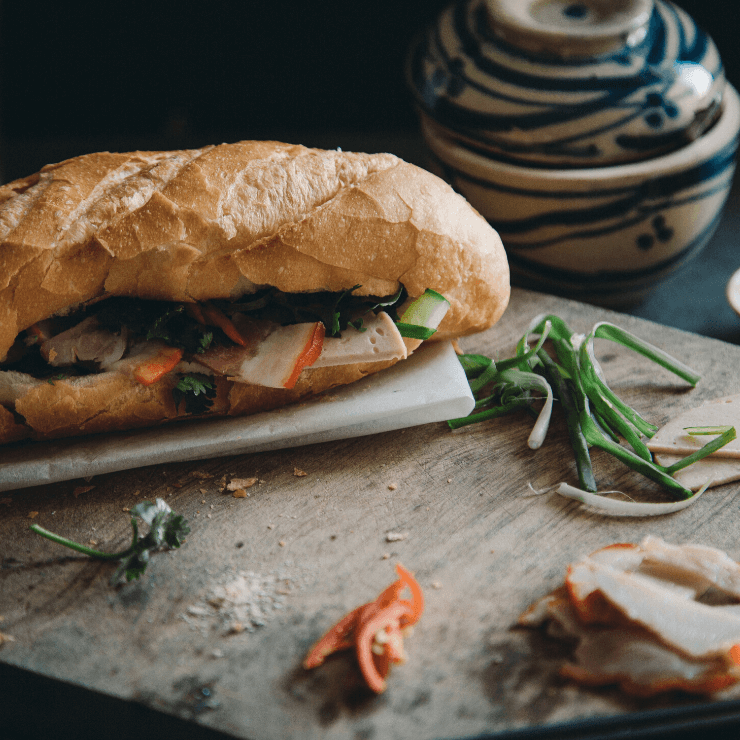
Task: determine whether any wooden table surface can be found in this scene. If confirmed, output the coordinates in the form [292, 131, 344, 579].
[2, 286, 740, 740]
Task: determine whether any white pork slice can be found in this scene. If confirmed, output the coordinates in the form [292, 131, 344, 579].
[198, 320, 324, 389]
[520, 587, 739, 696]
[41, 316, 128, 368]
[566, 558, 740, 659]
[312, 311, 407, 368]
[638, 535, 740, 600]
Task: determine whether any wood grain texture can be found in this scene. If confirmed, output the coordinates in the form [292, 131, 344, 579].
[2, 287, 740, 740]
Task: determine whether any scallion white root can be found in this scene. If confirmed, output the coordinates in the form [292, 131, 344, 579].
[552, 481, 710, 516]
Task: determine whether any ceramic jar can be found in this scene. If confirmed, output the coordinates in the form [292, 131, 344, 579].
[407, 0, 739, 306]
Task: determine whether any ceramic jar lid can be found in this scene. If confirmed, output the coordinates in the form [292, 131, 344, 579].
[486, 0, 653, 58]
[407, 0, 726, 166]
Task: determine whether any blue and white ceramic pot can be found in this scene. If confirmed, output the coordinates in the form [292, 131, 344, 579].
[408, 0, 739, 306]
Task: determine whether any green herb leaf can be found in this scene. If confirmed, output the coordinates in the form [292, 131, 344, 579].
[46, 373, 69, 385]
[173, 374, 217, 415]
[29, 498, 190, 585]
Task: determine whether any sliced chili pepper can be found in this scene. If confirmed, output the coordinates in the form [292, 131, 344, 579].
[302, 604, 364, 670]
[283, 321, 325, 389]
[303, 563, 424, 693]
[356, 600, 413, 693]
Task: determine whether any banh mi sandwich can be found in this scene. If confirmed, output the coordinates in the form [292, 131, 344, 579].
[0, 141, 510, 445]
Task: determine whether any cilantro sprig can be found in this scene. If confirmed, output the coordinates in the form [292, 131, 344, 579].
[30, 499, 190, 584]
[173, 374, 217, 414]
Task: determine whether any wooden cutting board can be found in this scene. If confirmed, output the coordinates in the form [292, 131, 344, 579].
[3, 286, 740, 740]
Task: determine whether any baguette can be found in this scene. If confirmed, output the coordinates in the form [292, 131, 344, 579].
[0, 141, 509, 444]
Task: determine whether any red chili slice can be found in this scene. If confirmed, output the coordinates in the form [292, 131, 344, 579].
[303, 563, 424, 693]
[283, 321, 325, 389]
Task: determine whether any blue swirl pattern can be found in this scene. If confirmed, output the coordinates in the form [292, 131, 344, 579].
[408, 0, 725, 166]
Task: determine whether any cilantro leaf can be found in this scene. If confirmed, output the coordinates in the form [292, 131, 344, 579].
[173, 374, 217, 415]
[29, 498, 191, 585]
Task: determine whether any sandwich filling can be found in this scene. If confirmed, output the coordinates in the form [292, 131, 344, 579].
[0, 287, 446, 418]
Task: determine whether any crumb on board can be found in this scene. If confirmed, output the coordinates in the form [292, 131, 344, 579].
[293, 468, 308, 477]
[431, 581, 442, 589]
[0, 632, 15, 646]
[27, 511, 39, 519]
[191, 471, 214, 480]
[388, 483, 398, 491]
[227, 478, 258, 491]
[381, 552, 391, 560]
[386, 531, 409, 542]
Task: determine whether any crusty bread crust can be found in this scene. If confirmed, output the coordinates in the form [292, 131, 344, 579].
[2, 357, 399, 443]
[0, 141, 510, 445]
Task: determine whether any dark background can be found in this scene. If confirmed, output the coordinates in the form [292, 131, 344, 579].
[0, 0, 737, 182]
[0, 0, 739, 346]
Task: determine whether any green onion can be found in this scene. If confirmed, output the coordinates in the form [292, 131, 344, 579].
[450, 313, 732, 501]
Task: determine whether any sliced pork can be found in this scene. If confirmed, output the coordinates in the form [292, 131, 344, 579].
[41, 316, 128, 369]
[520, 536, 740, 696]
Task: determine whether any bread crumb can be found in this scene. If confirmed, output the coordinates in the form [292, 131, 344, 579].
[293, 468, 308, 477]
[0, 632, 15, 645]
[229, 622, 245, 634]
[431, 581, 442, 589]
[89, 540, 98, 546]
[447, 479, 452, 484]
[388, 483, 398, 491]
[28, 511, 39, 519]
[133, 490, 141, 496]
[232, 489, 248, 499]
[227, 478, 258, 491]
[381, 552, 391, 560]
[122, 507, 131, 512]
[191, 471, 214, 480]
[386, 531, 409, 542]
[279, 540, 286, 547]
[72, 485, 95, 498]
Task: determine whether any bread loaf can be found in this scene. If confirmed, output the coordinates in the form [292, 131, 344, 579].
[0, 141, 510, 444]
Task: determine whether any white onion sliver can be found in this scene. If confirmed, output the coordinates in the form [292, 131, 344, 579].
[527, 378, 553, 450]
[554, 482, 708, 517]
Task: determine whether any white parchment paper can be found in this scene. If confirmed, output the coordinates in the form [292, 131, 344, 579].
[0, 341, 474, 492]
